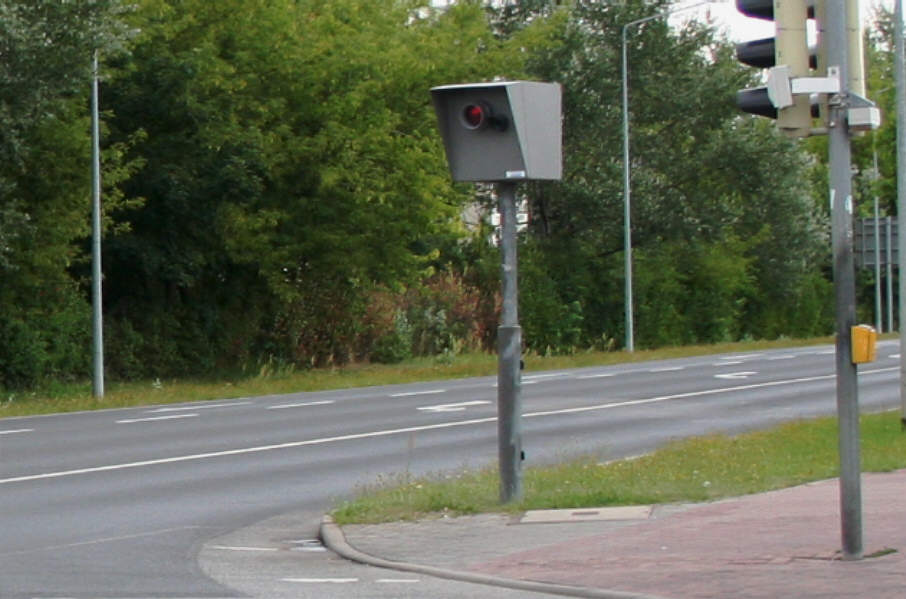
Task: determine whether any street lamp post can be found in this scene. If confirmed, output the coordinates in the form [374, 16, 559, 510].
[621, 1, 712, 352]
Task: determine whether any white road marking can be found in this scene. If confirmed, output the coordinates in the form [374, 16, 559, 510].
[283, 578, 359, 584]
[209, 545, 279, 552]
[418, 400, 490, 413]
[714, 361, 743, 366]
[767, 354, 796, 361]
[722, 354, 763, 360]
[0, 429, 34, 436]
[650, 366, 684, 372]
[117, 414, 199, 424]
[521, 367, 896, 419]
[577, 372, 616, 379]
[267, 400, 334, 410]
[377, 578, 420, 583]
[714, 372, 757, 380]
[4, 367, 896, 487]
[0, 526, 205, 558]
[147, 401, 252, 413]
[890, 353, 901, 359]
[523, 373, 567, 381]
[390, 389, 446, 398]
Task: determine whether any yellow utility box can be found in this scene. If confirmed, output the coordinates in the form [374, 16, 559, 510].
[851, 325, 878, 364]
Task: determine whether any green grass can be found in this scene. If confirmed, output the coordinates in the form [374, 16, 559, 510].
[331, 411, 906, 525]
[0, 336, 835, 419]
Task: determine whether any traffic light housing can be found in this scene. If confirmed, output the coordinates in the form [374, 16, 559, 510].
[430, 81, 562, 182]
[735, 0, 872, 136]
[735, 0, 814, 137]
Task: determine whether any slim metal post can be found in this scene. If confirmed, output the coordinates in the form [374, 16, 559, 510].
[621, 25, 634, 353]
[619, 1, 712, 353]
[497, 181, 522, 503]
[827, 0, 862, 560]
[896, 0, 906, 428]
[91, 51, 104, 399]
[872, 147, 882, 332]
[886, 217, 894, 333]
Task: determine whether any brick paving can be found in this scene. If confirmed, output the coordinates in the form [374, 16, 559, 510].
[341, 470, 906, 598]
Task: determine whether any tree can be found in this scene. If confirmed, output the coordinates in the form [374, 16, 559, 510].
[0, 0, 134, 389]
[495, 0, 831, 349]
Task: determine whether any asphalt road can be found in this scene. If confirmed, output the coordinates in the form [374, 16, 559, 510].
[0, 341, 901, 598]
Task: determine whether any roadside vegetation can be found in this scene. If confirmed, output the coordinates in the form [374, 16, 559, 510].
[1, 336, 833, 418]
[331, 410, 906, 525]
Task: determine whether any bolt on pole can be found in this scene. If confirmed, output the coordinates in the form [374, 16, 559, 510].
[497, 181, 523, 504]
[826, 0, 862, 561]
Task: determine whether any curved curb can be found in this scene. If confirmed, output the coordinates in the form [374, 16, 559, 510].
[319, 515, 668, 599]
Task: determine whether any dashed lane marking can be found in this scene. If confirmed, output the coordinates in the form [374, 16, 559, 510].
[117, 414, 199, 424]
[390, 389, 446, 398]
[0, 429, 34, 436]
[148, 401, 252, 413]
[267, 400, 334, 410]
[282, 578, 359, 584]
[418, 400, 490, 413]
[714, 372, 757, 380]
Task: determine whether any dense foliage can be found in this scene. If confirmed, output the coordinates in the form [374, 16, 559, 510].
[1, 0, 890, 391]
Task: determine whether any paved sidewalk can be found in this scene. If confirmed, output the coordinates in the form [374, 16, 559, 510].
[325, 470, 906, 598]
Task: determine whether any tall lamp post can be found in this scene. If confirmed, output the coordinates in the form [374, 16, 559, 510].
[621, 1, 712, 352]
[91, 50, 104, 399]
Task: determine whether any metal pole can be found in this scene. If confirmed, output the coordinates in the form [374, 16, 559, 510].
[621, 25, 634, 353]
[827, 0, 862, 560]
[91, 51, 104, 399]
[873, 178, 882, 332]
[619, 1, 712, 353]
[896, 0, 906, 428]
[886, 216, 894, 333]
[497, 181, 522, 503]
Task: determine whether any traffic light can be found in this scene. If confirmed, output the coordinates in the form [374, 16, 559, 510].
[430, 81, 562, 182]
[735, 0, 876, 136]
[735, 0, 815, 137]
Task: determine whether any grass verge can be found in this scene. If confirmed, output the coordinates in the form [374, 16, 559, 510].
[0, 336, 834, 419]
[331, 410, 906, 525]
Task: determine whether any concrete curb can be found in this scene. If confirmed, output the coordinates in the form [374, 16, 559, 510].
[319, 515, 669, 599]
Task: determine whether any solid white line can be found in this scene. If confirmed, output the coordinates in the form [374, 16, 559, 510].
[0, 416, 497, 485]
[0, 429, 34, 435]
[4, 367, 896, 487]
[390, 389, 446, 398]
[267, 400, 334, 410]
[282, 578, 358, 584]
[117, 414, 199, 424]
[148, 401, 252, 413]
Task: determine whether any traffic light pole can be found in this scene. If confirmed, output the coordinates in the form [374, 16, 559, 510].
[826, 0, 862, 560]
[497, 181, 523, 503]
[896, 0, 906, 430]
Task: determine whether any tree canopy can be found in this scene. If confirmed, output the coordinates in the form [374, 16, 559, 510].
[2, 0, 874, 390]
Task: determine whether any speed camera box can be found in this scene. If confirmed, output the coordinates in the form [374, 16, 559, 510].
[430, 81, 562, 182]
